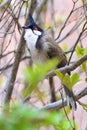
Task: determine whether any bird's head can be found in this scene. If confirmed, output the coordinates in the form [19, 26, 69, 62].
[22, 14, 43, 36]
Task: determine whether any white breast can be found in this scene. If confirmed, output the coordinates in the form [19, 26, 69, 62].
[24, 29, 40, 51]
[24, 29, 48, 63]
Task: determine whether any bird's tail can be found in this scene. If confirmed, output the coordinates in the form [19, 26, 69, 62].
[64, 85, 77, 110]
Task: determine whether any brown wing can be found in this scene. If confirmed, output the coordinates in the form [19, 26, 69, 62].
[40, 33, 76, 109]
[40, 33, 67, 68]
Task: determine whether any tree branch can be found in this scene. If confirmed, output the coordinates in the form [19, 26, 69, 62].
[67, 22, 87, 65]
[3, 0, 37, 106]
[41, 87, 87, 110]
[33, 0, 47, 21]
[55, 0, 77, 40]
[48, 54, 87, 77]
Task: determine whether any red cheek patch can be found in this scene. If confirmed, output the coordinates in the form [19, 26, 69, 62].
[34, 27, 39, 30]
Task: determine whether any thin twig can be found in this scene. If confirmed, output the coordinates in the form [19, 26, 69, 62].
[33, 0, 47, 21]
[55, 0, 78, 41]
[67, 22, 87, 65]
[56, 17, 85, 43]
[3, 0, 37, 106]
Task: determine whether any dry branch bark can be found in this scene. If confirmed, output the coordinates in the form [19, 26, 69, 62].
[3, 0, 37, 106]
[48, 54, 87, 77]
[33, 0, 47, 21]
[41, 87, 87, 110]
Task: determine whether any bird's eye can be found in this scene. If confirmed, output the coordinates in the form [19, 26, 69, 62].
[34, 27, 39, 31]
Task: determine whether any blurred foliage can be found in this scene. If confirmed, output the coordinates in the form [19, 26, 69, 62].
[79, 102, 87, 112]
[76, 45, 87, 75]
[82, 0, 87, 3]
[76, 45, 87, 58]
[23, 58, 59, 96]
[0, 77, 3, 86]
[55, 70, 80, 90]
[0, 58, 75, 130]
[0, 0, 3, 3]
[24, 1, 30, 8]
[0, 105, 72, 130]
[16, 58, 76, 130]
[63, 44, 68, 51]
[56, 15, 64, 24]
[77, 100, 87, 112]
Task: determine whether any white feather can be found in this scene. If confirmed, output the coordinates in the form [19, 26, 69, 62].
[24, 29, 48, 63]
[24, 29, 41, 51]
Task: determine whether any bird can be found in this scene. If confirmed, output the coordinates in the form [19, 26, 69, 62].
[22, 14, 77, 110]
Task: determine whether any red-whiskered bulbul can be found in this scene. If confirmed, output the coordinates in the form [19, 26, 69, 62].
[22, 14, 77, 110]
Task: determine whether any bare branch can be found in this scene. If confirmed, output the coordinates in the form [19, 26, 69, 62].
[67, 21, 87, 65]
[56, 17, 85, 43]
[3, 0, 37, 106]
[55, 3, 87, 43]
[0, 50, 15, 59]
[55, 0, 77, 40]
[41, 87, 87, 110]
[48, 54, 87, 77]
[33, 0, 47, 21]
[0, 53, 31, 72]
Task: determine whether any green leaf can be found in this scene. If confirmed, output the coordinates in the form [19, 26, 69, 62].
[63, 44, 68, 51]
[71, 73, 80, 87]
[81, 62, 87, 72]
[62, 74, 71, 90]
[56, 71, 80, 90]
[82, 0, 87, 3]
[0, 104, 72, 130]
[0, 77, 3, 86]
[0, 0, 4, 3]
[62, 120, 71, 130]
[23, 58, 58, 96]
[76, 46, 87, 74]
[55, 70, 63, 80]
[76, 45, 83, 58]
[83, 47, 87, 55]
[82, 104, 87, 112]
[57, 15, 64, 24]
[55, 71, 72, 89]
[79, 102, 87, 112]
[76, 45, 87, 58]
